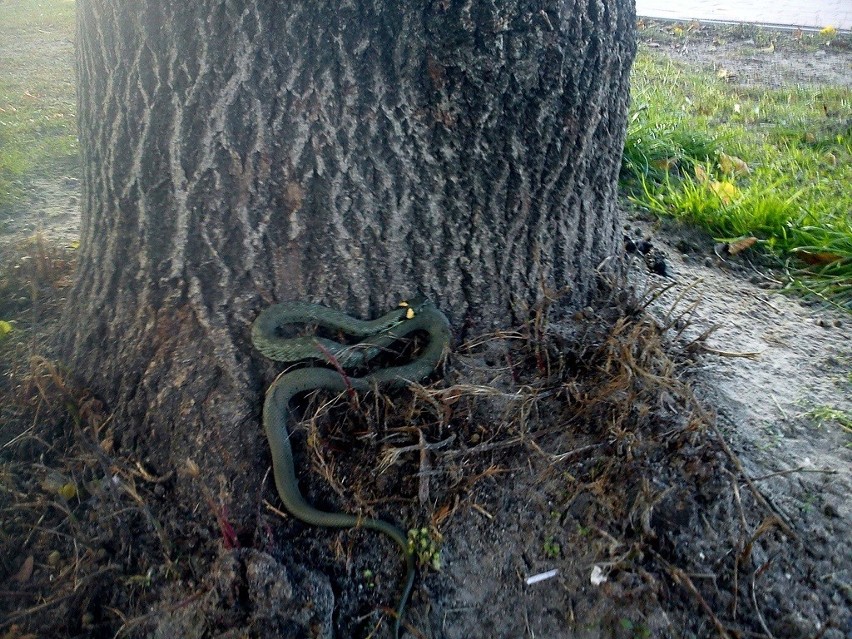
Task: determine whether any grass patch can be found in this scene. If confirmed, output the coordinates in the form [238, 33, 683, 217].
[804, 404, 852, 446]
[0, 0, 78, 213]
[623, 51, 852, 308]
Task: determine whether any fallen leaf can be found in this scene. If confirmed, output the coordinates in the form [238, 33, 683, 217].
[758, 42, 775, 53]
[716, 67, 736, 80]
[100, 431, 114, 453]
[719, 152, 750, 176]
[0, 320, 13, 337]
[58, 482, 78, 500]
[709, 180, 739, 205]
[725, 237, 758, 256]
[791, 248, 844, 265]
[14, 556, 34, 583]
[2, 625, 39, 639]
[651, 157, 678, 171]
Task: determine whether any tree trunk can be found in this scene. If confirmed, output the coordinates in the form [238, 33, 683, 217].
[64, 0, 634, 602]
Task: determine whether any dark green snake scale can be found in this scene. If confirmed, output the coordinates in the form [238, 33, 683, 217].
[252, 296, 451, 638]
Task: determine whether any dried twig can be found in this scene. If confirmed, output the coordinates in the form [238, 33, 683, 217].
[747, 466, 838, 482]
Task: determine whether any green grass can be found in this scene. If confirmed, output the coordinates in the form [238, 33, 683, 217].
[623, 51, 852, 308]
[0, 0, 78, 212]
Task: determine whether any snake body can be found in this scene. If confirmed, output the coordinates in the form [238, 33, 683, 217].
[253, 296, 451, 638]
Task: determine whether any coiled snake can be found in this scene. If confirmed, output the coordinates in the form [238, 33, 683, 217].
[252, 296, 451, 638]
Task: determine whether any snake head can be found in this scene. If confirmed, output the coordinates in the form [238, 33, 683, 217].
[398, 294, 432, 318]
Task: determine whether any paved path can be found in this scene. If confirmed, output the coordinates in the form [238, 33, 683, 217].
[635, 0, 852, 30]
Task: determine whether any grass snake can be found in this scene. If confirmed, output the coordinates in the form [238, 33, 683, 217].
[253, 296, 451, 638]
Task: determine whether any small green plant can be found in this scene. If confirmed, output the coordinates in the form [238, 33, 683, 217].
[542, 536, 561, 559]
[407, 527, 441, 570]
[362, 568, 376, 589]
[803, 405, 852, 443]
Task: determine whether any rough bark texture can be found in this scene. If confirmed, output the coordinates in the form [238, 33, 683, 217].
[64, 0, 635, 519]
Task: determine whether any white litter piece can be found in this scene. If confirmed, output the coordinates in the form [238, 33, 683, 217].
[590, 565, 608, 586]
[525, 569, 559, 585]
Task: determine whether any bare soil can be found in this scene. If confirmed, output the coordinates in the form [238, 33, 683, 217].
[2, 20, 851, 639]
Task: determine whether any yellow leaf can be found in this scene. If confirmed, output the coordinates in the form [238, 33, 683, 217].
[694, 164, 709, 183]
[716, 68, 735, 80]
[820, 25, 837, 37]
[709, 180, 739, 205]
[0, 320, 12, 337]
[58, 483, 77, 500]
[719, 152, 750, 176]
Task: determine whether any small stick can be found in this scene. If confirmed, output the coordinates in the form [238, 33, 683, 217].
[751, 569, 777, 639]
[747, 466, 838, 482]
[694, 345, 764, 358]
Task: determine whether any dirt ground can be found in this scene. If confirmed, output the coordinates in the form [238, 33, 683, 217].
[1, 20, 850, 639]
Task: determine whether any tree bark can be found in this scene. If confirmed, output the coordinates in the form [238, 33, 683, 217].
[64, 0, 634, 541]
